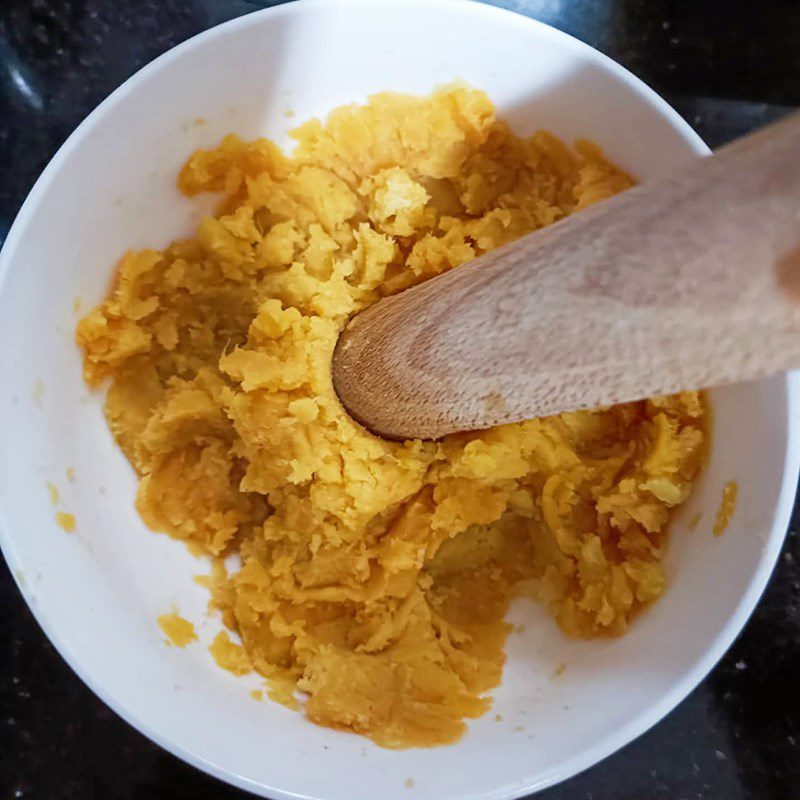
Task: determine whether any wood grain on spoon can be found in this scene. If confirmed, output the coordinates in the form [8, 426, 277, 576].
[333, 112, 800, 440]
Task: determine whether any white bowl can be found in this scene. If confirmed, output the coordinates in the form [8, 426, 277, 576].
[0, 1, 797, 798]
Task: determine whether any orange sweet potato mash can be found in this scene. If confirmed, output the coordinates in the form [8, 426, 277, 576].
[77, 87, 707, 748]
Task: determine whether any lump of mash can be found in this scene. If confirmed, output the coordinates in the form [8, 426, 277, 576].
[77, 86, 707, 748]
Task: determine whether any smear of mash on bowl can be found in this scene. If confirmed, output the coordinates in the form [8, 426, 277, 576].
[77, 86, 707, 748]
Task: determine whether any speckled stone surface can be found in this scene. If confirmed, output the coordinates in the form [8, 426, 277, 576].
[1, 1, 799, 798]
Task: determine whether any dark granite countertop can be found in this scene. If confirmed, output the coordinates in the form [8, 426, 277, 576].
[1, 1, 799, 798]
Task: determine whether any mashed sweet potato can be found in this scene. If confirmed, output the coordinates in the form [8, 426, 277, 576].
[77, 86, 707, 748]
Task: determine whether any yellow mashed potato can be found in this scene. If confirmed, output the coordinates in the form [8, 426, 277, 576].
[157, 611, 197, 648]
[77, 86, 707, 748]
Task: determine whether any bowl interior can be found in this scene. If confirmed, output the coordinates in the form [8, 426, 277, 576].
[0, 2, 796, 799]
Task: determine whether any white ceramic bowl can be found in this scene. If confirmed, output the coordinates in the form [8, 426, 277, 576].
[0, 1, 797, 798]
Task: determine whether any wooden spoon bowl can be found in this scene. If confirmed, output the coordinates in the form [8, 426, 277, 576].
[334, 112, 800, 440]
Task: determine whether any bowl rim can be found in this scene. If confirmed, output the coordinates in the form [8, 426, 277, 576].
[1, 1, 798, 798]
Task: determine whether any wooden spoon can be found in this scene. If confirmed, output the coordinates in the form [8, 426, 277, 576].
[333, 112, 800, 441]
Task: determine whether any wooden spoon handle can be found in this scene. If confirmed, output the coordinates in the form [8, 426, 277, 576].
[333, 112, 800, 440]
